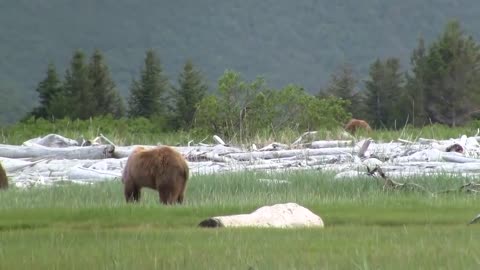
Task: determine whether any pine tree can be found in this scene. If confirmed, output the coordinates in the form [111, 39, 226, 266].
[63, 50, 93, 119]
[319, 63, 365, 118]
[421, 20, 480, 126]
[31, 63, 62, 119]
[128, 49, 169, 118]
[88, 49, 125, 118]
[172, 59, 208, 129]
[364, 58, 405, 128]
[405, 37, 428, 126]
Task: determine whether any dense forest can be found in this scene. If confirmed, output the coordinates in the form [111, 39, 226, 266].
[2, 1, 480, 127]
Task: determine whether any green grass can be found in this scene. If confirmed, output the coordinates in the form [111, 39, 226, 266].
[1, 171, 480, 269]
[2, 116, 480, 146]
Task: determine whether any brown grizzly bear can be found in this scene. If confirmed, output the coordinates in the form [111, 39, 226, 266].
[344, 118, 372, 134]
[0, 162, 8, 190]
[122, 146, 189, 204]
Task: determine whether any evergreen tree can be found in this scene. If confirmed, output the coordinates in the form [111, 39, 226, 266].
[405, 37, 428, 126]
[63, 50, 93, 119]
[364, 58, 405, 128]
[172, 59, 208, 129]
[421, 20, 480, 126]
[88, 49, 125, 118]
[30, 63, 62, 119]
[319, 63, 365, 118]
[128, 49, 169, 118]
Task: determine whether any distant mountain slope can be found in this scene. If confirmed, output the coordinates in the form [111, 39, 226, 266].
[1, 0, 480, 124]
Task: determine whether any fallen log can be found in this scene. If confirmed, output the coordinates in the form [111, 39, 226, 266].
[23, 134, 80, 147]
[0, 144, 115, 160]
[198, 203, 324, 228]
[308, 140, 352, 149]
[224, 147, 355, 161]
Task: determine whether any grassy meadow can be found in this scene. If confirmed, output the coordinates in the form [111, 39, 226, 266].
[2, 116, 480, 146]
[1, 170, 480, 269]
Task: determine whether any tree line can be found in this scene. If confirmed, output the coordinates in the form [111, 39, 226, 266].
[322, 20, 480, 128]
[28, 20, 480, 139]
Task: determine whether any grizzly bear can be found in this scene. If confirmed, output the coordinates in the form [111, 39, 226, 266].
[0, 162, 8, 190]
[122, 146, 189, 204]
[344, 119, 372, 134]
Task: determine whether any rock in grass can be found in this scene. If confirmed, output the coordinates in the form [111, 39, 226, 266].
[198, 203, 324, 228]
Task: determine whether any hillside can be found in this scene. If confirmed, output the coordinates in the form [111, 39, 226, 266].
[1, 0, 480, 124]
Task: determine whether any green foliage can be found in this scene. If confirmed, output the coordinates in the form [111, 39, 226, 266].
[424, 21, 480, 126]
[2, 113, 480, 147]
[2, 116, 197, 146]
[364, 57, 406, 129]
[30, 50, 126, 121]
[63, 49, 93, 119]
[194, 70, 351, 142]
[274, 85, 351, 131]
[194, 70, 269, 140]
[29, 63, 62, 119]
[127, 49, 169, 118]
[405, 37, 429, 126]
[88, 49, 126, 118]
[319, 63, 365, 118]
[171, 59, 208, 129]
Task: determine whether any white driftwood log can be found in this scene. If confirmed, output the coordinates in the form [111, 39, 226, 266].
[308, 140, 352, 149]
[23, 134, 80, 147]
[3, 132, 480, 188]
[198, 203, 324, 228]
[0, 144, 115, 159]
[224, 147, 355, 161]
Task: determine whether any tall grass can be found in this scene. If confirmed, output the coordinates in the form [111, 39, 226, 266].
[1, 117, 480, 146]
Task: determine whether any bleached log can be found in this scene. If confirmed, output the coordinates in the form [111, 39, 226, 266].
[258, 142, 289, 151]
[308, 140, 352, 148]
[397, 138, 414, 144]
[0, 144, 115, 159]
[0, 157, 47, 172]
[23, 134, 79, 148]
[243, 161, 302, 170]
[418, 138, 439, 144]
[198, 203, 324, 228]
[390, 149, 444, 163]
[213, 135, 226, 145]
[112, 144, 244, 159]
[357, 139, 371, 158]
[303, 155, 353, 166]
[9, 133, 480, 188]
[201, 152, 237, 163]
[441, 153, 480, 163]
[225, 147, 355, 161]
[67, 166, 122, 181]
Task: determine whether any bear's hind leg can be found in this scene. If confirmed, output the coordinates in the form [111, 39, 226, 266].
[158, 185, 176, 205]
[124, 182, 141, 202]
[176, 193, 184, 204]
[176, 179, 187, 204]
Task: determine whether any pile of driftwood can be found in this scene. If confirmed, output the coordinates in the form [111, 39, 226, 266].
[2, 131, 480, 188]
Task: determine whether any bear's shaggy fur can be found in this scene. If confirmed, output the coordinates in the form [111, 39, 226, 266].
[122, 146, 189, 204]
[0, 162, 8, 190]
[344, 119, 372, 134]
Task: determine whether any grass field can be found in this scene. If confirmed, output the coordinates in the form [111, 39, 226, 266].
[1, 171, 480, 269]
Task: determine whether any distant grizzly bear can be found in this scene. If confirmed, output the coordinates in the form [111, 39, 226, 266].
[0, 162, 8, 190]
[122, 146, 189, 204]
[344, 119, 372, 134]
